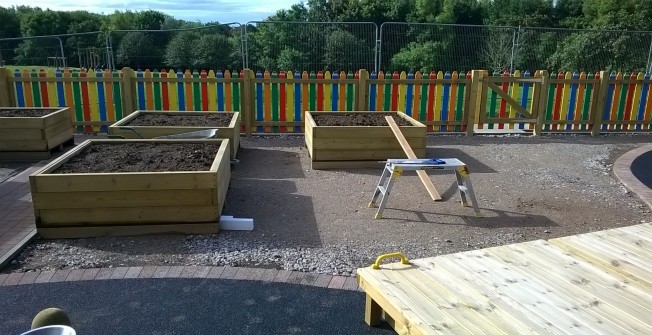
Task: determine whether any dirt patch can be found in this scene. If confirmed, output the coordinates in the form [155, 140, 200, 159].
[0, 109, 60, 117]
[126, 113, 234, 127]
[52, 143, 219, 173]
[312, 113, 412, 126]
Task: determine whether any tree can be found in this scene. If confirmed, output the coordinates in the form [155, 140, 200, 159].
[134, 10, 166, 30]
[390, 41, 452, 72]
[164, 31, 199, 68]
[325, 30, 371, 71]
[191, 34, 233, 69]
[277, 48, 309, 71]
[0, 7, 21, 38]
[116, 32, 155, 68]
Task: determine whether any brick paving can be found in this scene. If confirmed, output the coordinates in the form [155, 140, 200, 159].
[0, 265, 360, 291]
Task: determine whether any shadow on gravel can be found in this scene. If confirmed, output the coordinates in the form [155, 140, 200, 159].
[226, 178, 321, 247]
[236, 147, 305, 179]
[387, 207, 557, 228]
[426, 148, 496, 174]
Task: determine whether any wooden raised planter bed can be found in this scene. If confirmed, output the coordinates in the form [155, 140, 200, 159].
[305, 112, 427, 169]
[29, 138, 231, 238]
[108, 111, 240, 159]
[0, 107, 74, 160]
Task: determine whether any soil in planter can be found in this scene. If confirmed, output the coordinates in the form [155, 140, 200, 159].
[52, 143, 220, 174]
[312, 113, 412, 126]
[126, 113, 234, 127]
[0, 109, 60, 117]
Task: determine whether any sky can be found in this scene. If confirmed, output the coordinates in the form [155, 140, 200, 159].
[2, 0, 299, 23]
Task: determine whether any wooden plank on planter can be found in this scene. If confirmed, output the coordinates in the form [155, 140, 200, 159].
[312, 137, 425, 150]
[385, 116, 442, 201]
[311, 161, 385, 169]
[33, 172, 218, 193]
[32, 189, 215, 209]
[0, 128, 43, 140]
[45, 128, 74, 149]
[38, 206, 219, 225]
[314, 149, 425, 161]
[0, 140, 47, 151]
[37, 223, 219, 239]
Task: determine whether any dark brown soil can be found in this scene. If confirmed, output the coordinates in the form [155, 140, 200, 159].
[126, 113, 234, 127]
[312, 113, 412, 126]
[52, 143, 219, 173]
[0, 109, 60, 117]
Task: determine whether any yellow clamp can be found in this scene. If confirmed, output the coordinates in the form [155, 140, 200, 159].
[391, 167, 403, 179]
[371, 252, 411, 269]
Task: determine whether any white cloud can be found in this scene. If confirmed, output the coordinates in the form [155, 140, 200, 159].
[2, 0, 299, 23]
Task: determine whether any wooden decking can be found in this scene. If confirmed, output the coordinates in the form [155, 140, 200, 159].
[357, 223, 652, 335]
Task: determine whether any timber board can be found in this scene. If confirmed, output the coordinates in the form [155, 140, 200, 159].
[357, 223, 652, 334]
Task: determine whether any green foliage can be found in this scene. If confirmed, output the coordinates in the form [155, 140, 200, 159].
[325, 30, 370, 71]
[277, 48, 309, 71]
[164, 31, 199, 68]
[116, 32, 155, 68]
[0, 7, 21, 38]
[192, 34, 234, 69]
[390, 41, 450, 72]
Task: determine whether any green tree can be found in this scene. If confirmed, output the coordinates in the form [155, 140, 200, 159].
[325, 30, 371, 71]
[390, 41, 452, 72]
[116, 32, 155, 68]
[191, 34, 233, 69]
[0, 7, 21, 38]
[277, 48, 309, 71]
[164, 31, 199, 68]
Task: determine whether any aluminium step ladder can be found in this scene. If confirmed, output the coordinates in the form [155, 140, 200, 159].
[369, 158, 481, 219]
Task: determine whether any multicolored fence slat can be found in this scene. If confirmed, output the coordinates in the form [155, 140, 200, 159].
[8, 68, 652, 134]
[132, 69, 241, 114]
[11, 69, 124, 131]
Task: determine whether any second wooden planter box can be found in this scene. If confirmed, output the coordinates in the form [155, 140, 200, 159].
[0, 107, 74, 160]
[29, 138, 231, 238]
[305, 111, 427, 169]
[108, 111, 240, 159]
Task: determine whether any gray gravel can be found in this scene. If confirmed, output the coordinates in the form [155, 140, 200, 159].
[4, 133, 652, 276]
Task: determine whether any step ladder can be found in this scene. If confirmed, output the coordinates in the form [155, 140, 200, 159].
[368, 158, 481, 219]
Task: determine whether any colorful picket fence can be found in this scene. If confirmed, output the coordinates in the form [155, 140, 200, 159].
[601, 72, 652, 131]
[11, 68, 123, 132]
[251, 70, 357, 133]
[479, 70, 536, 131]
[368, 71, 471, 132]
[133, 69, 242, 113]
[4, 68, 652, 135]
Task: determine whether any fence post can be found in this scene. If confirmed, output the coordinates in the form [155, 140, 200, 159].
[120, 67, 136, 115]
[241, 69, 254, 138]
[0, 68, 14, 107]
[357, 69, 369, 111]
[533, 70, 549, 136]
[466, 70, 482, 136]
[591, 71, 609, 136]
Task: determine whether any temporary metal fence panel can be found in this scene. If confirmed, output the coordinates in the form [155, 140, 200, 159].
[244, 21, 378, 73]
[0, 36, 66, 68]
[379, 23, 517, 73]
[107, 23, 243, 71]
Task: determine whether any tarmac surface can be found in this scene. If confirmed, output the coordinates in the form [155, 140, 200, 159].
[631, 149, 652, 188]
[0, 278, 394, 335]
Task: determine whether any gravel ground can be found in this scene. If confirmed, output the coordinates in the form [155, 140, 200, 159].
[4, 133, 652, 276]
